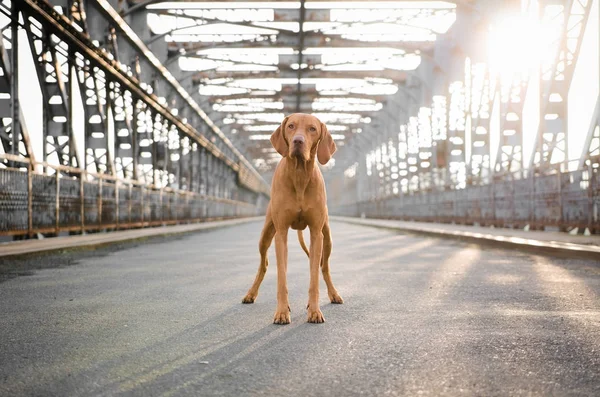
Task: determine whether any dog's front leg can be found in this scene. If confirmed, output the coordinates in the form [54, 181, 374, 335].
[273, 229, 291, 324]
[307, 226, 325, 323]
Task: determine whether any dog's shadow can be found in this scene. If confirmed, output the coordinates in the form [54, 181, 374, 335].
[47, 301, 339, 396]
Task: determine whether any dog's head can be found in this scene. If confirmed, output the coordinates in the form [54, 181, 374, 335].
[270, 113, 336, 165]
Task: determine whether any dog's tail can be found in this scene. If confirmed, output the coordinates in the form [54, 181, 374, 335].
[297, 230, 309, 257]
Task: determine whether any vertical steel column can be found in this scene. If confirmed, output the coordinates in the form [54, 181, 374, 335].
[55, 172, 60, 233]
[178, 137, 184, 189]
[10, 0, 19, 157]
[206, 153, 213, 196]
[115, 179, 119, 229]
[200, 147, 207, 195]
[80, 170, 84, 232]
[468, 63, 492, 184]
[579, 96, 600, 168]
[431, 94, 448, 189]
[220, 159, 224, 198]
[128, 183, 133, 224]
[67, 51, 80, 168]
[162, 120, 171, 188]
[27, 165, 33, 237]
[588, 163, 595, 229]
[132, 97, 139, 180]
[98, 174, 103, 226]
[188, 143, 196, 192]
[152, 112, 159, 186]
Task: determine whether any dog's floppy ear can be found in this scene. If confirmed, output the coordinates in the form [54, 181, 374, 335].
[270, 116, 289, 157]
[317, 122, 336, 165]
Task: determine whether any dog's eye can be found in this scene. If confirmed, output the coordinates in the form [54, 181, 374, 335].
[288, 124, 295, 129]
[309, 126, 316, 132]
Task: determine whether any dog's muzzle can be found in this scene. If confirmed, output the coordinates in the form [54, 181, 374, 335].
[291, 135, 306, 157]
[292, 135, 305, 146]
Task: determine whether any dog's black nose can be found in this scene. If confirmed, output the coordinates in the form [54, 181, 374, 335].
[293, 135, 305, 145]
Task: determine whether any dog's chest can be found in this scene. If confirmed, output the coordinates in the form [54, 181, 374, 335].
[290, 209, 308, 230]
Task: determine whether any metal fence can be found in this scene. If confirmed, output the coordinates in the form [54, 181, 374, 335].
[330, 166, 600, 232]
[0, 155, 263, 237]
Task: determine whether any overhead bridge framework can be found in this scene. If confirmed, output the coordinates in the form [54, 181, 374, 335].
[0, 0, 599, 236]
[0, 0, 270, 236]
[322, 0, 600, 233]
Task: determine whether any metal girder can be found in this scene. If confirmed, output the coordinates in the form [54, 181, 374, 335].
[108, 83, 137, 179]
[23, 0, 222, 164]
[187, 53, 413, 80]
[232, 128, 352, 136]
[332, 86, 406, 174]
[194, 69, 408, 82]
[169, 35, 428, 53]
[467, 61, 491, 185]
[91, 0, 268, 192]
[494, 78, 528, 177]
[75, 57, 112, 174]
[70, 1, 116, 175]
[148, 10, 282, 44]
[22, 9, 82, 171]
[136, 0, 455, 178]
[5, 0, 269, 204]
[212, 97, 380, 109]
[90, 1, 240, 165]
[579, 95, 600, 169]
[137, 0, 456, 4]
[8, 1, 19, 159]
[227, 109, 380, 120]
[0, 29, 34, 164]
[531, 0, 593, 172]
[208, 91, 387, 103]
[292, 0, 600, 230]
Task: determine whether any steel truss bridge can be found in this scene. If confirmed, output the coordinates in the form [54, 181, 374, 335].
[324, 0, 600, 233]
[0, 0, 270, 237]
[0, 0, 599, 236]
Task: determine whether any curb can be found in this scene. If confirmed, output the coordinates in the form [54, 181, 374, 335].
[331, 216, 600, 260]
[0, 217, 263, 259]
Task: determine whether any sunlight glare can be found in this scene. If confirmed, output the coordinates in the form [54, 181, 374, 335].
[487, 14, 543, 80]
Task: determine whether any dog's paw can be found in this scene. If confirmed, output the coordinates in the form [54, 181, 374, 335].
[242, 293, 257, 304]
[273, 309, 291, 325]
[329, 292, 344, 304]
[307, 307, 325, 323]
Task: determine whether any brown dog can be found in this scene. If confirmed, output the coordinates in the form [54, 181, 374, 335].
[242, 113, 343, 324]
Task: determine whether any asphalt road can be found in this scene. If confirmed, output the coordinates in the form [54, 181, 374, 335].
[1, 221, 599, 396]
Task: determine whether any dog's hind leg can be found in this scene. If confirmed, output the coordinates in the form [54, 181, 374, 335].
[321, 221, 344, 304]
[242, 215, 275, 304]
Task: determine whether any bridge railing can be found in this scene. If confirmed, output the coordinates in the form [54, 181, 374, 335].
[330, 166, 600, 232]
[0, 155, 261, 237]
